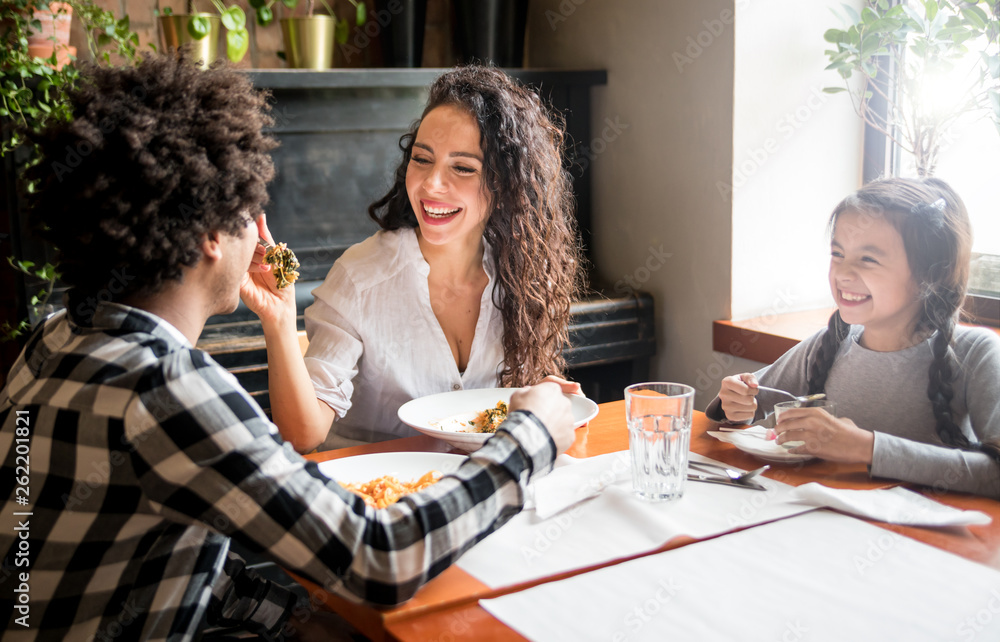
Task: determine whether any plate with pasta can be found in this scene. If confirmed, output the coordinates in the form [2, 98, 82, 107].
[317, 452, 467, 509]
[398, 387, 598, 452]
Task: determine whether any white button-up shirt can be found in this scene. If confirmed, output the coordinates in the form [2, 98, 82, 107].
[304, 228, 504, 446]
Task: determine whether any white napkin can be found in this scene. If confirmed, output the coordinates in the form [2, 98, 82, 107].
[788, 482, 992, 527]
[529, 452, 630, 519]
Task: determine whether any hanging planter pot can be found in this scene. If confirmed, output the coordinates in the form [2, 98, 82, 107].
[280, 15, 335, 69]
[452, 0, 529, 68]
[377, 0, 427, 68]
[158, 13, 222, 68]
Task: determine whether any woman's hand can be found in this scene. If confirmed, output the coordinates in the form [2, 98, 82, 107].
[240, 214, 297, 329]
[540, 374, 583, 396]
[774, 408, 874, 464]
[718, 373, 759, 423]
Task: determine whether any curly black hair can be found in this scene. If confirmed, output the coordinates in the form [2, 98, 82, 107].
[369, 65, 585, 387]
[23, 51, 278, 303]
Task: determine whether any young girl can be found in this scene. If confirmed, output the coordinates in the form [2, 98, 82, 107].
[707, 177, 1000, 498]
[242, 66, 584, 451]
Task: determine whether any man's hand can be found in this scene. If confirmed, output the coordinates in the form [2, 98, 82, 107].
[509, 381, 575, 453]
[718, 373, 759, 423]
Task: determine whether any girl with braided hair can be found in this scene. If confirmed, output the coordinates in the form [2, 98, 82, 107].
[706, 177, 1000, 498]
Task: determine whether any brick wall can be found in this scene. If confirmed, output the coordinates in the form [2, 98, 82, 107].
[70, 0, 456, 69]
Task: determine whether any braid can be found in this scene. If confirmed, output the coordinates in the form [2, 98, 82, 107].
[806, 310, 850, 395]
[924, 291, 1000, 463]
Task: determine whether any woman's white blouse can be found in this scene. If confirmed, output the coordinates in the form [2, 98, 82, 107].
[304, 228, 504, 447]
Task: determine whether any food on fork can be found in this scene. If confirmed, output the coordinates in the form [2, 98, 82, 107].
[470, 401, 508, 433]
[260, 239, 300, 289]
[340, 471, 442, 509]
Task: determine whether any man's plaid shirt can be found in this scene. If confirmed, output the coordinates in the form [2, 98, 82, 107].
[0, 302, 556, 640]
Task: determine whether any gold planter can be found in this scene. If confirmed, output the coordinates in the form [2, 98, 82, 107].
[280, 16, 335, 70]
[158, 14, 221, 69]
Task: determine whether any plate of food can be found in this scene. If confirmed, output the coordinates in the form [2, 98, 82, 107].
[398, 388, 599, 452]
[706, 423, 815, 463]
[317, 452, 467, 508]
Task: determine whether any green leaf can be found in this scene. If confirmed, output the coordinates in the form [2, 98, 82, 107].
[983, 52, 1000, 79]
[335, 18, 349, 44]
[961, 6, 987, 29]
[861, 6, 878, 25]
[824, 28, 845, 43]
[226, 27, 249, 62]
[822, 86, 848, 94]
[221, 6, 246, 32]
[249, 0, 266, 8]
[924, 0, 938, 23]
[281, 0, 297, 8]
[355, 2, 365, 26]
[162, 6, 173, 15]
[256, 6, 273, 26]
[188, 16, 211, 40]
[842, 3, 860, 25]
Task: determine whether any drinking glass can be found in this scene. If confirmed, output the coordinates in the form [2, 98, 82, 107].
[625, 383, 695, 502]
[773, 399, 837, 449]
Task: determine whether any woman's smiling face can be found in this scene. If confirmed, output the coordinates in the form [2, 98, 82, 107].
[405, 105, 490, 250]
[828, 209, 923, 350]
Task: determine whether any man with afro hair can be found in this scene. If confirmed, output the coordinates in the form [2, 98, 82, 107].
[0, 52, 575, 640]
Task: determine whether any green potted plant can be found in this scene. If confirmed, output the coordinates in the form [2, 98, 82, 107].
[263, 0, 365, 69]
[823, 0, 999, 176]
[157, 0, 250, 67]
[1, 0, 141, 341]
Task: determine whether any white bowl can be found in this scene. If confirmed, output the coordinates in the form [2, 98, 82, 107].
[398, 387, 599, 452]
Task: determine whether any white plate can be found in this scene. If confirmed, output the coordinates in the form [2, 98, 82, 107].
[316, 451, 467, 483]
[398, 388, 599, 452]
[706, 424, 815, 463]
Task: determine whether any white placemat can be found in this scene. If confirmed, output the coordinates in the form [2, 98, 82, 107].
[457, 451, 815, 588]
[789, 483, 992, 527]
[481, 510, 1000, 642]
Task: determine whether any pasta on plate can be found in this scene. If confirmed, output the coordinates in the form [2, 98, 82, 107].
[340, 471, 442, 509]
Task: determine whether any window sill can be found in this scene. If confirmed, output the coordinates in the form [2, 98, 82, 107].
[713, 307, 1000, 365]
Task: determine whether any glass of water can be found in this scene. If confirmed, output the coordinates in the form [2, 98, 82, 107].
[625, 383, 695, 502]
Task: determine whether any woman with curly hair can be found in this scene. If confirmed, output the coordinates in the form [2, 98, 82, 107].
[251, 65, 585, 451]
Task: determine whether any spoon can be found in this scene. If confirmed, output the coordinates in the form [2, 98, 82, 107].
[755, 386, 826, 404]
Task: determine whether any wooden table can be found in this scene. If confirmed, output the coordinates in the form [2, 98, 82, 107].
[303, 400, 1000, 641]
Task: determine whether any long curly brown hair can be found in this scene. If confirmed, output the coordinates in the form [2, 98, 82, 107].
[807, 177, 1000, 462]
[369, 66, 585, 387]
[24, 51, 278, 304]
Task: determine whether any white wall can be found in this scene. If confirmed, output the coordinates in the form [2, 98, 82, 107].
[528, 0, 736, 408]
[731, 0, 864, 321]
[527, 0, 863, 408]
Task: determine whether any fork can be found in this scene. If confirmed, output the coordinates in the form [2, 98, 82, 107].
[688, 460, 769, 483]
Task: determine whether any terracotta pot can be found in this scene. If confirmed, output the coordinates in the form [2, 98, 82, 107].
[27, 43, 76, 70]
[26, 2, 73, 48]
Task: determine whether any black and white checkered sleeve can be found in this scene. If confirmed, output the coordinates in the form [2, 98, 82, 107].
[124, 348, 555, 606]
